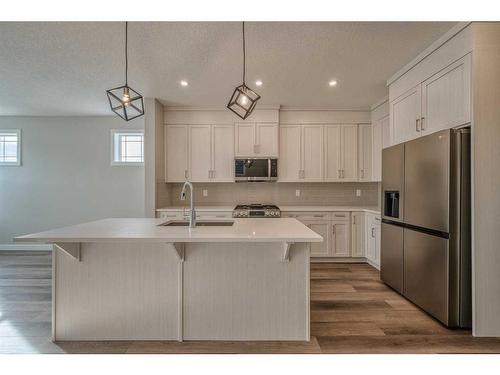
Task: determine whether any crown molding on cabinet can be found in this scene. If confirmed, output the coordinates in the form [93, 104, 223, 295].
[164, 105, 281, 111]
[386, 22, 471, 86]
[280, 107, 370, 112]
[370, 96, 389, 111]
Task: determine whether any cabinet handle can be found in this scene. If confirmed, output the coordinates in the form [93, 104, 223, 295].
[371, 228, 375, 238]
[335, 214, 346, 218]
[332, 227, 335, 235]
[421, 117, 425, 131]
[361, 169, 364, 179]
[353, 216, 356, 225]
[416, 118, 420, 132]
[338, 170, 341, 179]
[313, 214, 324, 218]
[184, 170, 188, 179]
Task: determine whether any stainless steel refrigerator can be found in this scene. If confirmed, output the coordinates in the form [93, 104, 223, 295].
[381, 127, 471, 328]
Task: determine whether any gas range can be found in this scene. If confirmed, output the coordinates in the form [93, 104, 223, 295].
[233, 204, 281, 218]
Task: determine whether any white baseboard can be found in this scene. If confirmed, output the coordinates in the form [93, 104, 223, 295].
[366, 258, 381, 270]
[0, 243, 53, 251]
[311, 257, 367, 263]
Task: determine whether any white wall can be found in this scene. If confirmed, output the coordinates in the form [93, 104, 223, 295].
[0, 116, 145, 245]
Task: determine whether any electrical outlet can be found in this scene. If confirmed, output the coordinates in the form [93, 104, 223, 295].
[295, 189, 301, 197]
[203, 189, 208, 197]
[356, 189, 362, 197]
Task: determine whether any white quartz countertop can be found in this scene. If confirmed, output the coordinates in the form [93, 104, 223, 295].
[157, 205, 381, 214]
[15, 218, 323, 244]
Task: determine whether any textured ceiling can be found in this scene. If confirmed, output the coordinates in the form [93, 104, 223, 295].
[0, 22, 456, 116]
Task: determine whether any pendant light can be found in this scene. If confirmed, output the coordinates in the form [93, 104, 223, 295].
[227, 22, 261, 120]
[106, 22, 145, 121]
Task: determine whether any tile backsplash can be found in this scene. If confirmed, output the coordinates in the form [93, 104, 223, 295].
[164, 182, 381, 207]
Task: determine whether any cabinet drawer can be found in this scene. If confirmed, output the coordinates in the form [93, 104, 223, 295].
[158, 211, 186, 220]
[282, 212, 331, 220]
[332, 212, 350, 220]
[196, 211, 233, 220]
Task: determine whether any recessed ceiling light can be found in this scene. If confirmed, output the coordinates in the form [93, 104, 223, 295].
[180, 80, 189, 87]
[255, 80, 263, 86]
[329, 80, 338, 87]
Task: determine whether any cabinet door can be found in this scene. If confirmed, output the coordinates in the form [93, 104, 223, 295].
[256, 123, 279, 157]
[189, 125, 212, 182]
[372, 119, 383, 182]
[212, 125, 234, 182]
[390, 85, 421, 145]
[166, 125, 189, 182]
[279, 125, 302, 182]
[302, 125, 324, 181]
[366, 223, 376, 262]
[235, 123, 256, 157]
[358, 124, 372, 181]
[324, 125, 342, 181]
[341, 125, 358, 181]
[421, 54, 471, 136]
[381, 115, 391, 149]
[302, 220, 331, 257]
[374, 222, 381, 266]
[351, 212, 365, 258]
[331, 220, 350, 257]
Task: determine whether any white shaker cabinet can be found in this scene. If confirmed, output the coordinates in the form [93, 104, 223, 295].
[324, 125, 358, 181]
[351, 212, 366, 258]
[166, 125, 189, 182]
[302, 125, 324, 181]
[390, 54, 471, 146]
[166, 124, 234, 183]
[420, 54, 471, 136]
[324, 125, 342, 181]
[279, 125, 302, 181]
[390, 85, 422, 145]
[302, 220, 331, 257]
[278, 125, 323, 182]
[342, 125, 358, 181]
[331, 219, 350, 257]
[235, 122, 278, 157]
[189, 125, 212, 182]
[358, 124, 372, 181]
[211, 125, 234, 182]
[366, 213, 381, 268]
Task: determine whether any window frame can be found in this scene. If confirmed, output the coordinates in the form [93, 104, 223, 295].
[110, 129, 145, 166]
[0, 129, 21, 166]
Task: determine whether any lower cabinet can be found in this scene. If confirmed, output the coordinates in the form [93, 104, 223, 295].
[351, 212, 366, 258]
[331, 220, 350, 257]
[301, 220, 331, 257]
[366, 213, 381, 268]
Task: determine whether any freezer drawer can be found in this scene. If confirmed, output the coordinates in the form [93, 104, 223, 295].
[403, 228, 449, 325]
[380, 222, 404, 293]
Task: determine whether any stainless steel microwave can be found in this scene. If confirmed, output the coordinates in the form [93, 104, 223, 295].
[234, 158, 278, 182]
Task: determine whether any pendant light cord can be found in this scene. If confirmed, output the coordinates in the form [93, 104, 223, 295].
[125, 21, 128, 86]
[242, 21, 246, 85]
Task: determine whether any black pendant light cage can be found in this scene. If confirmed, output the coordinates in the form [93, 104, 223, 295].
[227, 22, 261, 120]
[106, 22, 145, 121]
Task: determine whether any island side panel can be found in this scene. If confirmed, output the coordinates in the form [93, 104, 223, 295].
[183, 242, 310, 341]
[54, 242, 179, 340]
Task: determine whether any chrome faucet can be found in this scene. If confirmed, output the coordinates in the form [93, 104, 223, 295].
[180, 180, 196, 228]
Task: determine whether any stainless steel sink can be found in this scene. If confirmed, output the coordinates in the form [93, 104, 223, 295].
[158, 221, 234, 227]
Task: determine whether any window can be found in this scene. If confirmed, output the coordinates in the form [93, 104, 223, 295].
[0, 129, 21, 166]
[111, 130, 144, 165]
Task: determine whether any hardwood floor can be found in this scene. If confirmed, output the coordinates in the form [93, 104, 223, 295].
[1, 251, 500, 354]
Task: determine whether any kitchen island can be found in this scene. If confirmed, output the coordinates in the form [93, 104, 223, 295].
[15, 218, 322, 342]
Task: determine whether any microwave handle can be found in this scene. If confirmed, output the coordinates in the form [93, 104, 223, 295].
[268, 159, 271, 179]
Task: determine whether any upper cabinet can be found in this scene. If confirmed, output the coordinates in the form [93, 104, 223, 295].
[165, 125, 189, 182]
[235, 122, 279, 157]
[372, 115, 388, 182]
[389, 53, 471, 146]
[324, 125, 358, 182]
[358, 124, 372, 181]
[166, 124, 234, 183]
[420, 54, 471, 135]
